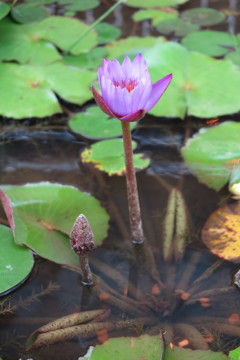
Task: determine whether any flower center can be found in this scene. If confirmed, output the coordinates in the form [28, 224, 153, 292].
[113, 79, 137, 93]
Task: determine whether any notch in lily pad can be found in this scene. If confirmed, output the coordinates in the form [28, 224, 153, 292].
[81, 138, 150, 176]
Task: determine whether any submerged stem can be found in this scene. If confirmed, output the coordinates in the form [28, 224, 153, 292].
[121, 121, 144, 244]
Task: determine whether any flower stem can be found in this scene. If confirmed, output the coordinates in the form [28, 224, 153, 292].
[79, 254, 94, 286]
[121, 121, 144, 244]
[67, 0, 124, 54]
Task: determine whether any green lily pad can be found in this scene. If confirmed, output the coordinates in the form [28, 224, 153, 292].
[0, 2, 10, 20]
[95, 23, 121, 44]
[83, 334, 164, 360]
[163, 345, 228, 360]
[27, 15, 98, 55]
[0, 225, 34, 295]
[69, 106, 135, 139]
[132, 9, 178, 26]
[229, 346, 240, 360]
[63, 0, 100, 12]
[11, 4, 49, 24]
[181, 122, 240, 191]
[81, 139, 150, 176]
[0, 62, 95, 119]
[0, 18, 61, 64]
[105, 36, 166, 61]
[181, 8, 225, 26]
[225, 50, 240, 66]
[181, 31, 239, 57]
[156, 18, 199, 37]
[126, 0, 189, 8]
[1, 183, 109, 267]
[63, 47, 108, 69]
[143, 42, 240, 118]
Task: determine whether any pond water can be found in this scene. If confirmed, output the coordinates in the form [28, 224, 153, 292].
[0, 0, 240, 359]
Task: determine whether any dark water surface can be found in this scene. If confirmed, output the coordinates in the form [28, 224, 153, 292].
[0, 0, 240, 359]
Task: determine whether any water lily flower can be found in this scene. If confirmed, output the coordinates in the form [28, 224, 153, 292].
[92, 54, 172, 122]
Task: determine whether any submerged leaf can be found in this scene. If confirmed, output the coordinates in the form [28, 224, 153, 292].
[162, 188, 189, 261]
[202, 201, 240, 264]
[26, 309, 109, 350]
[81, 139, 150, 176]
[0, 225, 34, 295]
[1, 183, 109, 267]
[181, 122, 240, 191]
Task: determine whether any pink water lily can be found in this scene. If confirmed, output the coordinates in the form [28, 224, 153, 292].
[92, 54, 172, 122]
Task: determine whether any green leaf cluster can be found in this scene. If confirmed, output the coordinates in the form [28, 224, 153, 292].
[0, 183, 109, 293]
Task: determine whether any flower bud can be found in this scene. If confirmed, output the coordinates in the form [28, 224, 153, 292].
[70, 214, 94, 255]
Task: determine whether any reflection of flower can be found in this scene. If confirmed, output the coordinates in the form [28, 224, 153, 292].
[92, 54, 172, 122]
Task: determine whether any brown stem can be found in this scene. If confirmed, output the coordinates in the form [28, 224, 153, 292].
[79, 254, 94, 286]
[121, 121, 144, 244]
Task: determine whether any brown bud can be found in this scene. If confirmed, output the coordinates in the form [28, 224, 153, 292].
[70, 214, 94, 255]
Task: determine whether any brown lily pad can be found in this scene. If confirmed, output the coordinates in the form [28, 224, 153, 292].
[202, 201, 240, 263]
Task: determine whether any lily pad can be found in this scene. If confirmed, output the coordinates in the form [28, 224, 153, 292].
[143, 42, 240, 118]
[156, 18, 199, 37]
[202, 201, 240, 264]
[0, 2, 10, 20]
[95, 23, 121, 44]
[181, 31, 239, 57]
[229, 347, 240, 360]
[181, 8, 225, 26]
[105, 36, 166, 61]
[63, 47, 108, 69]
[1, 183, 109, 267]
[27, 15, 98, 55]
[69, 106, 135, 139]
[81, 139, 150, 175]
[0, 62, 95, 119]
[163, 344, 228, 360]
[11, 4, 49, 24]
[225, 50, 240, 66]
[0, 225, 34, 295]
[126, 0, 189, 8]
[83, 334, 164, 360]
[62, 0, 100, 12]
[181, 122, 240, 191]
[0, 18, 61, 64]
[132, 9, 178, 26]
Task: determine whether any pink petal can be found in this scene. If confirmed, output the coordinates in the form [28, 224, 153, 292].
[122, 56, 133, 78]
[119, 109, 145, 122]
[144, 73, 173, 112]
[91, 86, 117, 118]
[132, 54, 148, 78]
